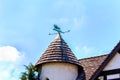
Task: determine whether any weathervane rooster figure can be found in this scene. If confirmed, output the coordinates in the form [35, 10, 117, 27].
[49, 24, 70, 35]
[53, 24, 62, 33]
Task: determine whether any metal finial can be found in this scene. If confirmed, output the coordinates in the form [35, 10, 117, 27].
[49, 24, 70, 35]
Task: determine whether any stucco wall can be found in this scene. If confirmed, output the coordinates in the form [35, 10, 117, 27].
[107, 74, 120, 79]
[39, 62, 78, 80]
[104, 53, 120, 70]
[103, 53, 120, 79]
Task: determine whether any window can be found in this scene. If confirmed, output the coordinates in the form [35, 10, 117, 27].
[97, 68, 120, 80]
[107, 74, 120, 80]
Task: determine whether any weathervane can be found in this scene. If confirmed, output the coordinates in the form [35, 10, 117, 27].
[49, 24, 70, 35]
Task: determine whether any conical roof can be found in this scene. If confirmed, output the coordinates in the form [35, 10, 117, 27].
[36, 34, 82, 68]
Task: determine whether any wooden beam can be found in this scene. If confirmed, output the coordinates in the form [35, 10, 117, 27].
[100, 68, 120, 76]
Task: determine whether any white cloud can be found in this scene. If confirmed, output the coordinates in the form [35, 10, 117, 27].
[72, 17, 85, 30]
[50, 18, 69, 25]
[74, 45, 94, 58]
[49, 0, 87, 31]
[75, 46, 93, 54]
[50, 17, 86, 31]
[0, 46, 24, 80]
[0, 63, 21, 80]
[0, 46, 21, 62]
[82, 46, 93, 54]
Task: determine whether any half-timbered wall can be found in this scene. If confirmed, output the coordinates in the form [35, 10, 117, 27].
[97, 52, 120, 80]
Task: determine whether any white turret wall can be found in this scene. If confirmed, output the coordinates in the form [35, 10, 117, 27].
[39, 62, 78, 80]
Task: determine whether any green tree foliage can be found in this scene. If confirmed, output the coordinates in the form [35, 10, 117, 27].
[20, 63, 40, 80]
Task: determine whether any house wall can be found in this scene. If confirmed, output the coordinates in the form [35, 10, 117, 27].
[103, 52, 120, 79]
[39, 62, 78, 80]
[107, 74, 120, 80]
[104, 53, 120, 71]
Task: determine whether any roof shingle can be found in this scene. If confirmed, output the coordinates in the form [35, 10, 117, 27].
[79, 54, 108, 80]
[36, 34, 82, 69]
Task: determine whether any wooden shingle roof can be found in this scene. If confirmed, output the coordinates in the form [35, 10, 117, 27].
[36, 34, 82, 69]
[79, 54, 108, 80]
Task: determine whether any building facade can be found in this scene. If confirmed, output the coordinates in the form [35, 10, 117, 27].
[36, 34, 120, 80]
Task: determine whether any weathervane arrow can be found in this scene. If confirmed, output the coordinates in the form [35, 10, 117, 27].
[49, 24, 70, 35]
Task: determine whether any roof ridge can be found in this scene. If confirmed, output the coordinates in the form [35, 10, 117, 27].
[79, 54, 108, 60]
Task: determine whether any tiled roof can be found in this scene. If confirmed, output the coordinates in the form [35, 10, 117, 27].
[36, 34, 82, 69]
[79, 54, 108, 80]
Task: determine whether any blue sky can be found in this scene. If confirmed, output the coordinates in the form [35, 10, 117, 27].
[0, 0, 120, 80]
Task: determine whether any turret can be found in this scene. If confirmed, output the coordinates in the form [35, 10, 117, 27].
[35, 26, 84, 80]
